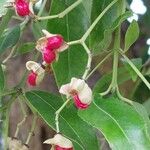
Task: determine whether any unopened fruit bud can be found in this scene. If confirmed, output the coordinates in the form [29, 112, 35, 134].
[27, 71, 37, 86]
[43, 49, 56, 64]
[15, 0, 30, 16]
[47, 35, 64, 50]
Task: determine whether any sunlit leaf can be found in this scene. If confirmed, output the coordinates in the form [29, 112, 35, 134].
[78, 94, 150, 150]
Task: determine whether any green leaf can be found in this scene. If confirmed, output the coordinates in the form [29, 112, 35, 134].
[94, 11, 132, 52]
[78, 94, 150, 150]
[132, 101, 150, 134]
[47, 0, 127, 86]
[93, 67, 150, 136]
[90, 0, 125, 54]
[25, 91, 99, 150]
[93, 67, 131, 94]
[15, 42, 35, 56]
[0, 9, 14, 37]
[122, 58, 142, 82]
[124, 20, 139, 51]
[0, 65, 5, 94]
[47, 0, 89, 87]
[0, 25, 21, 54]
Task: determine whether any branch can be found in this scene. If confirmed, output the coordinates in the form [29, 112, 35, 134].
[38, 0, 82, 20]
[55, 99, 70, 133]
[120, 51, 150, 90]
[81, 0, 118, 42]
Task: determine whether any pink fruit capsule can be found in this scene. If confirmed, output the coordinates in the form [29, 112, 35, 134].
[55, 145, 73, 150]
[15, 0, 30, 17]
[27, 71, 37, 86]
[44, 134, 73, 150]
[73, 94, 89, 109]
[43, 49, 56, 64]
[47, 35, 64, 50]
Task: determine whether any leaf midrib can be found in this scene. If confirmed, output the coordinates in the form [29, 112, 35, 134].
[28, 91, 85, 149]
[65, 0, 71, 80]
[93, 101, 133, 147]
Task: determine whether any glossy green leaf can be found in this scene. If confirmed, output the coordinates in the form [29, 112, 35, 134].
[124, 20, 139, 51]
[94, 11, 132, 52]
[0, 65, 5, 94]
[78, 94, 150, 150]
[132, 101, 150, 134]
[25, 91, 99, 150]
[90, 0, 125, 54]
[47, 0, 89, 87]
[93, 67, 131, 94]
[93, 67, 150, 135]
[15, 42, 35, 56]
[122, 58, 142, 81]
[0, 25, 21, 54]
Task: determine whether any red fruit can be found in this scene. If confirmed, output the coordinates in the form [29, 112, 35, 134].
[27, 72, 37, 86]
[15, 0, 30, 17]
[73, 94, 89, 109]
[55, 145, 73, 150]
[43, 49, 56, 64]
[47, 35, 64, 50]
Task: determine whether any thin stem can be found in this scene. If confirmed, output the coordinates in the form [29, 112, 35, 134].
[0, 89, 17, 97]
[37, 0, 48, 17]
[14, 100, 27, 137]
[12, 16, 24, 21]
[38, 0, 82, 20]
[2, 46, 17, 64]
[58, 0, 82, 18]
[116, 86, 133, 105]
[111, 28, 120, 91]
[81, 42, 92, 80]
[120, 52, 150, 90]
[129, 70, 144, 98]
[25, 114, 37, 145]
[20, 17, 30, 30]
[67, 40, 81, 45]
[37, 14, 58, 20]
[86, 52, 112, 80]
[99, 27, 120, 96]
[111, 49, 119, 90]
[19, 99, 26, 116]
[100, 84, 112, 96]
[81, 0, 118, 42]
[55, 99, 70, 133]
